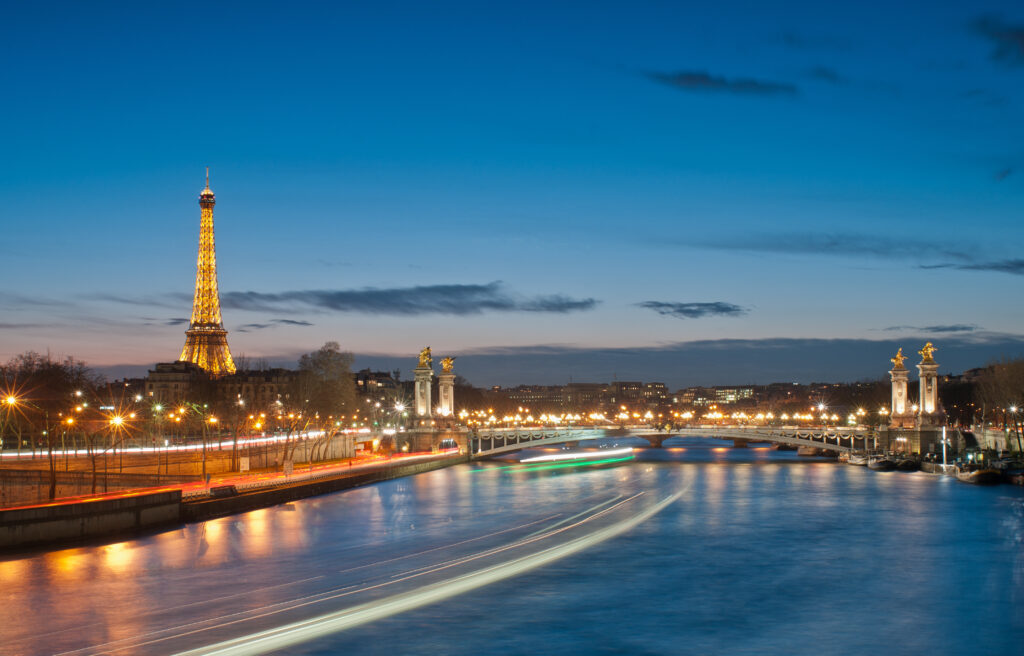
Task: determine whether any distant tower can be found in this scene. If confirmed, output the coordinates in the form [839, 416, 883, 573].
[178, 168, 236, 376]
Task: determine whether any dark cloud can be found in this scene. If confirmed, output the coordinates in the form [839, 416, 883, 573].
[638, 301, 748, 319]
[807, 66, 846, 84]
[781, 32, 853, 51]
[236, 318, 313, 332]
[694, 232, 971, 261]
[166, 317, 190, 326]
[994, 167, 1013, 181]
[878, 325, 977, 334]
[960, 88, 1009, 106]
[94, 292, 190, 309]
[973, 16, 1024, 65]
[220, 282, 598, 316]
[922, 259, 1024, 276]
[648, 71, 798, 96]
[701, 233, 1024, 279]
[0, 322, 43, 330]
[689, 232, 1024, 280]
[101, 335, 1024, 389]
[347, 334, 1024, 389]
[0, 292, 65, 308]
[93, 284, 596, 316]
[959, 259, 1024, 275]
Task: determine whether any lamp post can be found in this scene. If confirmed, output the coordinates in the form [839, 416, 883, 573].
[1010, 406, 1023, 454]
[3, 394, 21, 456]
[205, 415, 218, 482]
[106, 414, 126, 491]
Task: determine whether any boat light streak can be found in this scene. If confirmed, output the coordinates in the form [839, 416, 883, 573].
[520, 447, 633, 463]
[173, 490, 684, 656]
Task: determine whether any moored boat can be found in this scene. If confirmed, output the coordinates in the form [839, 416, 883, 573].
[956, 467, 1002, 485]
[868, 455, 897, 472]
[847, 454, 869, 466]
[992, 459, 1024, 486]
[896, 458, 921, 472]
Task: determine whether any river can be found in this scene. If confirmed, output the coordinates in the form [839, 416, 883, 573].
[2, 437, 1023, 655]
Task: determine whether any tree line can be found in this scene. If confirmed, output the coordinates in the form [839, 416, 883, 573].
[0, 342, 357, 498]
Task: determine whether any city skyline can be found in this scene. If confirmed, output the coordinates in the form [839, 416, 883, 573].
[3, 1, 1024, 387]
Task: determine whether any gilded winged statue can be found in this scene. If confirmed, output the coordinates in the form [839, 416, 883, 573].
[918, 342, 936, 364]
[418, 346, 433, 368]
[441, 357, 456, 373]
[890, 347, 906, 369]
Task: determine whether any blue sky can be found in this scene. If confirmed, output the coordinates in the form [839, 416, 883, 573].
[2, 1, 1023, 388]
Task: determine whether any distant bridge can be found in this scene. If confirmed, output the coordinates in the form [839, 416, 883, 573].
[469, 426, 875, 458]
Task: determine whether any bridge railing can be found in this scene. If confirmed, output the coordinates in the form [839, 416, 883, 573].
[471, 425, 876, 457]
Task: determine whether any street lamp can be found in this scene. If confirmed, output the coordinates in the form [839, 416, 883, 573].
[1009, 406, 1023, 454]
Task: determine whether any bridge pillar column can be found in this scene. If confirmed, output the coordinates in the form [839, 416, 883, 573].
[414, 364, 433, 425]
[733, 438, 750, 448]
[888, 352, 916, 429]
[437, 371, 455, 418]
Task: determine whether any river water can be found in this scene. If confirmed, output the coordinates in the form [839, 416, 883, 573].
[2, 437, 1023, 655]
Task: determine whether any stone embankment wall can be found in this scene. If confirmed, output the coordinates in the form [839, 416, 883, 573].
[1, 454, 467, 551]
[0, 491, 182, 550]
[183, 454, 469, 522]
[0, 470, 195, 508]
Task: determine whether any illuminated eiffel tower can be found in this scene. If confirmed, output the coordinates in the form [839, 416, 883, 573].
[178, 168, 236, 376]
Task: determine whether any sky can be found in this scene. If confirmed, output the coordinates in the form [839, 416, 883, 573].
[2, 1, 1023, 389]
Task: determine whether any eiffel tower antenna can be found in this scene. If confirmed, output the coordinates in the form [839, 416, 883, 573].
[178, 169, 236, 376]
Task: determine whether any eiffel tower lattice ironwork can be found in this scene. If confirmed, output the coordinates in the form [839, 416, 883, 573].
[179, 168, 236, 376]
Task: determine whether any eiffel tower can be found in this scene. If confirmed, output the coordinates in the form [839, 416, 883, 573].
[178, 168, 236, 376]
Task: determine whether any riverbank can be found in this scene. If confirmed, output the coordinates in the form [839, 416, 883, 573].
[0, 452, 467, 553]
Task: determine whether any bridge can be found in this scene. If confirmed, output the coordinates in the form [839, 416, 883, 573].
[469, 425, 875, 458]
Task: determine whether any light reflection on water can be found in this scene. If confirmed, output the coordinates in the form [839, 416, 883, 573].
[0, 440, 1022, 656]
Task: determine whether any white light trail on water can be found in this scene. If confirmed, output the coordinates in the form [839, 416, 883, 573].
[59, 501, 631, 655]
[174, 490, 684, 656]
[519, 447, 634, 463]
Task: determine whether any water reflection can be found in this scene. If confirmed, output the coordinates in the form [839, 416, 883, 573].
[1, 443, 1021, 656]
